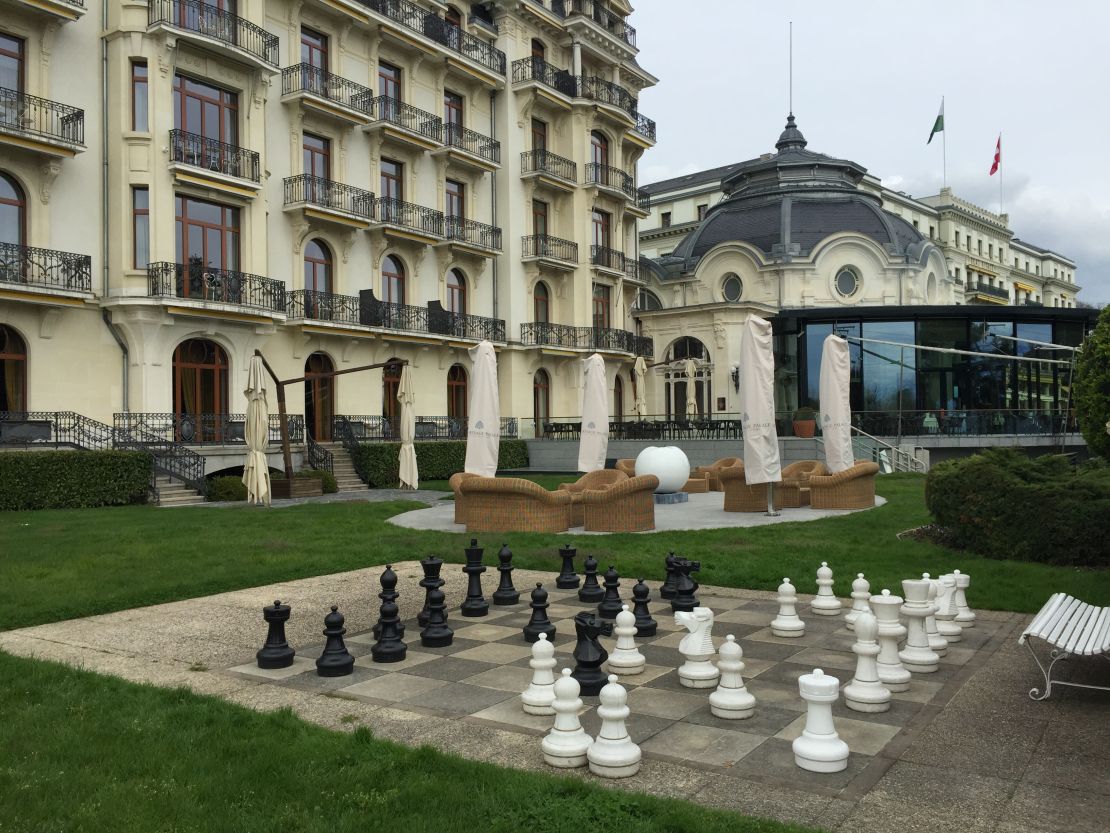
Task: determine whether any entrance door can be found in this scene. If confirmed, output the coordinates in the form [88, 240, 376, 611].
[304, 352, 334, 441]
[382, 358, 401, 436]
[172, 339, 228, 441]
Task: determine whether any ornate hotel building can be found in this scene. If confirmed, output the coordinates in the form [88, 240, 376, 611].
[0, 0, 656, 447]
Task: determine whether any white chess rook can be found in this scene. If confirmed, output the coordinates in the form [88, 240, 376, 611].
[934, 573, 963, 642]
[842, 610, 892, 713]
[922, 574, 948, 657]
[811, 562, 843, 615]
[587, 674, 641, 778]
[676, 606, 720, 688]
[771, 578, 805, 638]
[899, 578, 940, 673]
[709, 634, 756, 719]
[521, 632, 557, 715]
[608, 604, 646, 676]
[793, 669, 850, 773]
[541, 668, 593, 768]
[871, 589, 911, 692]
[844, 573, 871, 632]
[953, 570, 976, 626]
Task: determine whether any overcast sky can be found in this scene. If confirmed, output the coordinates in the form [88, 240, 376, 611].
[633, 0, 1109, 304]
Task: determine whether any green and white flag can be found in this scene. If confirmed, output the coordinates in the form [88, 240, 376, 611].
[927, 98, 944, 144]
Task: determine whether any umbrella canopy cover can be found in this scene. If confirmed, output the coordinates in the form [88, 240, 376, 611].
[242, 354, 271, 506]
[633, 355, 648, 418]
[397, 364, 419, 489]
[738, 315, 781, 485]
[819, 334, 855, 473]
[577, 353, 610, 472]
[684, 358, 698, 417]
[464, 340, 500, 477]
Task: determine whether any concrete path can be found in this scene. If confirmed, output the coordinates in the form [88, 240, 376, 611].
[185, 488, 449, 509]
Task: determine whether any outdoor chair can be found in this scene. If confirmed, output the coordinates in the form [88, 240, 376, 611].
[719, 463, 777, 512]
[448, 471, 478, 525]
[558, 469, 628, 527]
[807, 461, 880, 510]
[693, 457, 742, 491]
[581, 474, 659, 532]
[459, 476, 572, 533]
[615, 458, 637, 477]
[1019, 593, 1110, 701]
[777, 460, 829, 508]
[682, 472, 710, 493]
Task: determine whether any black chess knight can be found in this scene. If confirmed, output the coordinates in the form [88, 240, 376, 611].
[570, 611, 613, 696]
[670, 557, 701, 612]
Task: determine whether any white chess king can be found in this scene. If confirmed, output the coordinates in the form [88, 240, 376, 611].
[675, 606, 720, 688]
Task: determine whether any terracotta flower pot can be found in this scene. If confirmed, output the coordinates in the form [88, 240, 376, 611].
[793, 419, 816, 438]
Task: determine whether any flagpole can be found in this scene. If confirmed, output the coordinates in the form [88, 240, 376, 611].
[941, 96, 947, 188]
[998, 132, 1003, 215]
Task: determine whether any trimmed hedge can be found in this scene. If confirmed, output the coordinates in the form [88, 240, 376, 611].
[1074, 304, 1110, 461]
[0, 450, 151, 511]
[274, 468, 338, 494]
[350, 440, 529, 488]
[925, 448, 1110, 567]
[207, 476, 248, 502]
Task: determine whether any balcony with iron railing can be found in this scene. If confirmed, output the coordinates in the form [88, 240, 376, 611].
[287, 289, 362, 326]
[368, 96, 443, 146]
[440, 123, 501, 167]
[169, 129, 260, 184]
[147, 0, 279, 69]
[114, 412, 305, 445]
[358, 292, 430, 332]
[428, 301, 506, 341]
[586, 162, 635, 199]
[333, 414, 519, 441]
[579, 75, 637, 119]
[520, 322, 652, 356]
[511, 57, 579, 98]
[8, 0, 86, 21]
[522, 234, 578, 264]
[363, 0, 506, 76]
[591, 244, 629, 273]
[373, 197, 445, 239]
[523, 0, 567, 19]
[283, 175, 375, 224]
[565, 0, 636, 48]
[280, 64, 373, 124]
[148, 261, 285, 314]
[444, 216, 502, 253]
[969, 281, 1011, 303]
[0, 242, 92, 294]
[633, 113, 657, 143]
[0, 87, 84, 154]
[520, 149, 577, 186]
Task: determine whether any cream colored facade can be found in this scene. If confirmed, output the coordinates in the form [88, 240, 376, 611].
[1, 0, 656, 442]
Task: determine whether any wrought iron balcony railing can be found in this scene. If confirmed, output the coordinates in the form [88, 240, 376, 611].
[0, 242, 92, 293]
[972, 282, 1011, 301]
[520, 149, 577, 182]
[443, 123, 500, 163]
[0, 87, 84, 146]
[283, 175, 375, 220]
[359, 292, 431, 332]
[591, 244, 627, 272]
[428, 301, 506, 341]
[169, 129, 260, 182]
[633, 113, 656, 142]
[287, 289, 362, 325]
[510, 57, 578, 98]
[370, 95, 442, 141]
[525, 0, 567, 18]
[445, 216, 502, 251]
[148, 0, 279, 67]
[333, 413, 518, 442]
[364, 0, 506, 74]
[586, 162, 635, 198]
[632, 335, 654, 358]
[636, 188, 651, 210]
[114, 412, 305, 445]
[281, 64, 373, 117]
[520, 322, 651, 356]
[522, 234, 578, 263]
[565, 0, 636, 47]
[148, 261, 285, 313]
[375, 197, 444, 237]
[579, 75, 637, 118]
[624, 257, 641, 282]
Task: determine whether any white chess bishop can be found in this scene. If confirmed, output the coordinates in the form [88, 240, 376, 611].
[607, 604, 646, 676]
[793, 669, 850, 773]
[844, 573, 871, 631]
[675, 606, 720, 688]
[521, 632, 556, 715]
[811, 562, 842, 615]
[709, 634, 756, 719]
[587, 674, 641, 778]
[771, 578, 805, 638]
[541, 669, 593, 768]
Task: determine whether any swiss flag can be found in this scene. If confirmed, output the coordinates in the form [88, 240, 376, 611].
[989, 134, 1001, 176]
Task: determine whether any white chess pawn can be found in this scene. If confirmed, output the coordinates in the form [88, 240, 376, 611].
[934, 573, 963, 642]
[607, 604, 646, 676]
[587, 674, 641, 778]
[541, 668, 593, 768]
[842, 610, 892, 713]
[709, 634, 756, 719]
[521, 632, 557, 715]
[922, 574, 948, 657]
[793, 669, 850, 773]
[871, 589, 911, 692]
[771, 578, 805, 638]
[675, 606, 720, 688]
[953, 570, 976, 627]
[811, 562, 842, 616]
[844, 573, 871, 632]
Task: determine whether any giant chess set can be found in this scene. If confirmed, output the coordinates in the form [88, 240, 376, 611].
[234, 543, 996, 784]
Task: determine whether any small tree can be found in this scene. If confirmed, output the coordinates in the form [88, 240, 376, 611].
[1074, 305, 1110, 460]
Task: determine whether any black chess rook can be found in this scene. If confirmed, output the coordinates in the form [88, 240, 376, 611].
[256, 600, 295, 669]
[492, 544, 520, 605]
[460, 538, 490, 617]
[418, 556, 445, 628]
[556, 543, 580, 589]
[316, 605, 355, 677]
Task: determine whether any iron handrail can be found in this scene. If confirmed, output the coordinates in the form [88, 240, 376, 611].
[306, 434, 334, 473]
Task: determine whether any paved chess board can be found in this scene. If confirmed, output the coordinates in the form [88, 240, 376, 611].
[227, 581, 1006, 794]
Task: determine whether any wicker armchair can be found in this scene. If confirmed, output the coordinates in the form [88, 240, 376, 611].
[460, 477, 573, 533]
[777, 460, 829, 509]
[558, 469, 629, 527]
[615, 458, 637, 477]
[719, 463, 777, 512]
[807, 462, 880, 510]
[581, 474, 659, 532]
[693, 457, 742, 491]
[448, 471, 479, 525]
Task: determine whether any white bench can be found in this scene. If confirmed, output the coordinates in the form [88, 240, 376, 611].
[1019, 593, 1110, 701]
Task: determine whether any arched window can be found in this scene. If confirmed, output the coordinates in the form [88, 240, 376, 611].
[614, 375, 624, 423]
[533, 369, 550, 429]
[0, 172, 26, 246]
[172, 339, 229, 442]
[590, 130, 609, 167]
[533, 281, 550, 323]
[0, 324, 27, 411]
[447, 364, 468, 421]
[382, 255, 405, 304]
[663, 336, 711, 422]
[304, 239, 332, 294]
[304, 352, 335, 441]
[447, 268, 466, 314]
[665, 336, 709, 363]
[382, 357, 402, 432]
[531, 38, 546, 63]
[445, 5, 462, 27]
[632, 288, 662, 312]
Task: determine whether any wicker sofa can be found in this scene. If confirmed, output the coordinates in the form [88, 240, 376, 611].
[448, 471, 479, 525]
[693, 457, 742, 491]
[557, 469, 629, 527]
[459, 477, 573, 533]
[777, 460, 829, 508]
[807, 461, 880, 510]
[718, 463, 777, 512]
[615, 458, 637, 477]
[581, 474, 659, 532]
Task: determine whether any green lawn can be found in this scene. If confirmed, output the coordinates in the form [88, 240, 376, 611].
[0, 651, 806, 833]
[2, 474, 1107, 631]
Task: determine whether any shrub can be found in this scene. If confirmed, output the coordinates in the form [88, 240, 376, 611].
[207, 476, 247, 502]
[350, 440, 529, 488]
[926, 448, 1110, 567]
[1074, 304, 1110, 461]
[0, 450, 151, 511]
[272, 468, 338, 494]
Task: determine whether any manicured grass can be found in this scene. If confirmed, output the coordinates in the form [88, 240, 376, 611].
[2, 474, 1108, 631]
[0, 651, 808, 833]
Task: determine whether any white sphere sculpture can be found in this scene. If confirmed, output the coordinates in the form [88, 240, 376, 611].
[634, 446, 690, 493]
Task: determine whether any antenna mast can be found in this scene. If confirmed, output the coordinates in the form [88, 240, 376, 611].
[788, 21, 793, 114]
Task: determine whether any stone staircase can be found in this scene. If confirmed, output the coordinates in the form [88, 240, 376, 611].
[155, 475, 206, 507]
[319, 442, 369, 492]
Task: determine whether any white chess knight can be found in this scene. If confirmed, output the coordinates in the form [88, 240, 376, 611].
[934, 573, 963, 642]
[541, 668, 593, 768]
[709, 634, 756, 719]
[771, 578, 805, 638]
[793, 669, 850, 773]
[871, 589, 912, 692]
[952, 569, 976, 626]
[922, 574, 948, 657]
[586, 674, 641, 778]
[842, 610, 892, 713]
[675, 606, 720, 688]
[811, 562, 842, 615]
[898, 578, 940, 673]
[844, 573, 871, 631]
[607, 604, 646, 676]
[521, 632, 557, 715]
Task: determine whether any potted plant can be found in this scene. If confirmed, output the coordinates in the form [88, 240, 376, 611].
[792, 403, 818, 438]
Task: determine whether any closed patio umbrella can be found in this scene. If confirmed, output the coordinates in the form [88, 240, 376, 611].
[738, 315, 782, 496]
[578, 353, 609, 472]
[242, 354, 271, 506]
[684, 358, 698, 418]
[634, 355, 648, 418]
[464, 340, 500, 477]
[397, 364, 419, 489]
[819, 333, 855, 473]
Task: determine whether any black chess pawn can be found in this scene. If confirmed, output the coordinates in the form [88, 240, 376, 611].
[522, 583, 557, 643]
[316, 605, 355, 677]
[417, 556, 445, 628]
[373, 564, 405, 639]
[460, 538, 489, 617]
[631, 579, 658, 638]
[492, 544, 520, 605]
[570, 611, 613, 696]
[661, 551, 679, 599]
[420, 587, 454, 648]
[256, 600, 296, 669]
[578, 554, 604, 603]
[670, 557, 702, 612]
[556, 543, 580, 589]
[371, 588, 408, 663]
[597, 565, 623, 620]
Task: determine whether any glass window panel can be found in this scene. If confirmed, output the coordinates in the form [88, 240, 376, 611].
[804, 322, 861, 409]
[861, 321, 915, 413]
